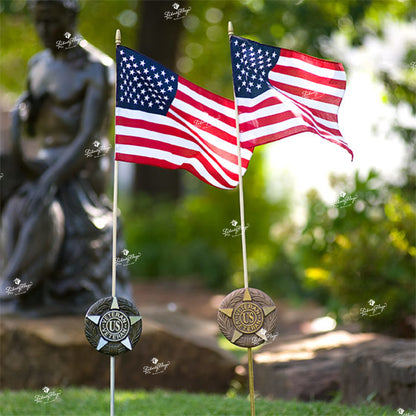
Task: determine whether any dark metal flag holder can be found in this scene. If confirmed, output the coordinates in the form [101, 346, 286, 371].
[84, 30, 143, 416]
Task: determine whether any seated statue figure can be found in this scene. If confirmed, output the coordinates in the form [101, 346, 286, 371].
[0, 0, 131, 316]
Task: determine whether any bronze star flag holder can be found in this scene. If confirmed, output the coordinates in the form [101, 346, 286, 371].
[83, 30, 142, 416]
[216, 22, 279, 416]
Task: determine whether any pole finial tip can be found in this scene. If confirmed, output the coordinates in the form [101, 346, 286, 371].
[228, 21, 234, 37]
[115, 29, 121, 45]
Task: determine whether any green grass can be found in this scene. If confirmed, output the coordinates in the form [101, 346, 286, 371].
[0, 388, 399, 416]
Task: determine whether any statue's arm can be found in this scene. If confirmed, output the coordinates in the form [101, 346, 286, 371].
[10, 91, 35, 172]
[11, 53, 44, 174]
[10, 93, 26, 161]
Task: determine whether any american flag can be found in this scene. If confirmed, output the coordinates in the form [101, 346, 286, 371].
[115, 45, 253, 190]
[230, 36, 353, 159]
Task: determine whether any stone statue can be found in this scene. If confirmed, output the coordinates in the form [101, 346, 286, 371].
[0, 0, 131, 316]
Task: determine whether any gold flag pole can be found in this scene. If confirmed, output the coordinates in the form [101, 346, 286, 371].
[109, 28, 122, 416]
[228, 20, 256, 416]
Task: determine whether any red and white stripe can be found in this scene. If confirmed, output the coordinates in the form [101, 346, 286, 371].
[237, 48, 353, 159]
[116, 77, 253, 189]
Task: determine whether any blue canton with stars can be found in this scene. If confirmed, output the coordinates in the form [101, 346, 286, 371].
[116, 45, 178, 115]
[230, 36, 281, 99]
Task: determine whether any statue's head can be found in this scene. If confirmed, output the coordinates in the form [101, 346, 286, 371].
[29, 0, 80, 51]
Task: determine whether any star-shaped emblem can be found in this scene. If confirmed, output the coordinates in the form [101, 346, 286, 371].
[218, 288, 277, 347]
[85, 297, 142, 355]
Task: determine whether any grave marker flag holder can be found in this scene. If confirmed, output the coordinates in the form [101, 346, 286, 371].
[84, 30, 142, 416]
[218, 21, 351, 416]
[215, 22, 278, 416]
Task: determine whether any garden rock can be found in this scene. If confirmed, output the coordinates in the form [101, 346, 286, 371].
[0, 309, 236, 393]
[252, 330, 394, 402]
[341, 338, 416, 409]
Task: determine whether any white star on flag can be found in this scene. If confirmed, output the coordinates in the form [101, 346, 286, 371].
[115, 45, 253, 190]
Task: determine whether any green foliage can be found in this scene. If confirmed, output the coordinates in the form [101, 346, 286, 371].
[120, 149, 301, 298]
[0, 4, 37, 95]
[297, 170, 416, 336]
[1, 0, 414, 329]
[180, 0, 414, 98]
[0, 0, 137, 98]
[0, 387, 398, 416]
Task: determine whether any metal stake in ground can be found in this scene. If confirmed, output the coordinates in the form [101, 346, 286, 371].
[219, 22, 280, 416]
[84, 29, 142, 416]
[217, 286, 278, 416]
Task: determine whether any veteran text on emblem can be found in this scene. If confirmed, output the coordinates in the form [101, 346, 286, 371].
[85, 296, 142, 356]
[217, 287, 278, 348]
[99, 310, 131, 342]
[232, 302, 264, 334]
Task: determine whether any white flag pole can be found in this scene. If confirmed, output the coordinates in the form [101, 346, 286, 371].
[228, 21, 255, 416]
[228, 21, 249, 291]
[113, 28, 121, 299]
[111, 160, 119, 298]
[109, 28, 122, 416]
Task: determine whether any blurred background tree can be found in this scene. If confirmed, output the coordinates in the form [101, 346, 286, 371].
[298, 170, 415, 337]
[0, 0, 414, 336]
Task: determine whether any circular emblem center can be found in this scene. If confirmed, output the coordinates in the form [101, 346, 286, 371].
[232, 302, 264, 334]
[99, 310, 130, 342]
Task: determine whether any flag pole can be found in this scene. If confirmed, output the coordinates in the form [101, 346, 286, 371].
[228, 21, 255, 416]
[112, 29, 121, 299]
[228, 21, 249, 291]
[109, 28, 122, 416]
